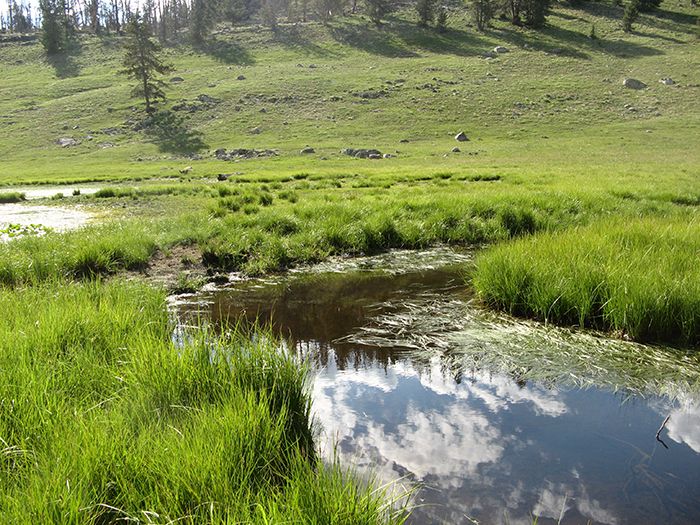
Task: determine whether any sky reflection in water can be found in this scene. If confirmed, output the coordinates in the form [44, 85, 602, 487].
[175, 249, 700, 525]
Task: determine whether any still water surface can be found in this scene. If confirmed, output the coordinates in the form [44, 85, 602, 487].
[174, 250, 700, 525]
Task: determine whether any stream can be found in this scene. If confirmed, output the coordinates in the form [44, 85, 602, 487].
[173, 249, 700, 525]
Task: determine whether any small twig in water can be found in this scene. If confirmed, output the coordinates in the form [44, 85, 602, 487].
[656, 415, 671, 449]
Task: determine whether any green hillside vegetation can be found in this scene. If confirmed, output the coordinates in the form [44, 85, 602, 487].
[0, 1, 699, 521]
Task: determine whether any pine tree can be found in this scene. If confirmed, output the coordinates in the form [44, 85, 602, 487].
[121, 15, 173, 113]
[622, 0, 639, 32]
[415, 0, 436, 27]
[191, 0, 217, 43]
[40, 0, 67, 54]
[471, 0, 495, 31]
[364, 0, 389, 25]
[436, 5, 448, 32]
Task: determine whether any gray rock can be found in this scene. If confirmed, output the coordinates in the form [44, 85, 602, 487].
[452, 147, 461, 153]
[399, 139, 409, 143]
[237, 75, 246, 80]
[383, 153, 395, 158]
[196, 94, 219, 104]
[56, 137, 79, 147]
[368, 153, 382, 159]
[494, 46, 509, 54]
[217, 173, 230, 181]
[215, 148, 229, 159]
[250, 127, 262, 135]
[455, 131, 469, 142]
[179, 166, 193, 174]
[623, 78, 647, 90]
[300, 147, 315, 154]
[170, 76, 184, 83]
[259, 108, 267, 113]
[353, 149, 382, 159]
[660, 77, 675, 86]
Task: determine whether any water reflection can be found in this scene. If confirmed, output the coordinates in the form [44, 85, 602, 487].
[175, 249, 700, 525]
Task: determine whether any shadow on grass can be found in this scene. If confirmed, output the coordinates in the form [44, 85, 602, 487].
[143, 110, 207, 154]
[196, 38, 255, 65]
[272, 25, 341, 58]
[46, 39, 83, 78]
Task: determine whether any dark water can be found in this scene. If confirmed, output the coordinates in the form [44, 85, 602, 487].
[174, 250, 700, 525]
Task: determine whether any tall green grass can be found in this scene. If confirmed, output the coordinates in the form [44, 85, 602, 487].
[0, 192, 25, 203]
[0, 280, 407, 523]
[473, 216, 700, 344]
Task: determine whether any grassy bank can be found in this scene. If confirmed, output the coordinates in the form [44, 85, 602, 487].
[0, 280, 406, 523]
[473, 216, 700, 344]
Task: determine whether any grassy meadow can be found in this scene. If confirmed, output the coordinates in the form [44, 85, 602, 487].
[0, 0, 699, 520]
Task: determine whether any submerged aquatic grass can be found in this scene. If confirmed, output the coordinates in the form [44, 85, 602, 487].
[344, 293, 700, 400]
[473, 216, 700, 345]
[0, 280, 407, 523]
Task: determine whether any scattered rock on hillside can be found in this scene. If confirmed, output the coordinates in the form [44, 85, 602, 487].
[56, 137, 79, 147]
[494, 46, 509, 54]
[452, 147, 461, 153]
[342, 148, 383, 159]
[196, 94, 219, 104]
[354, 90, 388, 100]
[300, 147, 315, 154]
[623, 78, 647, 90]
[250, 127, 262, 135]
[660, 77, 675, 85]
[383, 153, 395, 158]
[170, 76, 184, 83]
[217, 173, 230, 181]
[399, 139, 409, 143]
[179, 166, 193, 174]
[455, 131, 469, 142]
[368, 153, 382, 159]
[214, 148, 278, 160]
[237, 75, 246, 80]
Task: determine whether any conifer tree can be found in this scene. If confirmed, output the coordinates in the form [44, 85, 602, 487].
[40, 0, 67, 54]
[121, 15, 173, 113]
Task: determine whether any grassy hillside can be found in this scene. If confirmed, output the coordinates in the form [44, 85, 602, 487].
[0, 3, 698, 185]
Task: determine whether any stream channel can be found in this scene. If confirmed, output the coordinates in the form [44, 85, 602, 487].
[172, 248, 700, 525]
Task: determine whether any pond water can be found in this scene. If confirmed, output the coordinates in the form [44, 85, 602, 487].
[0, 203, 92, 239]
[174, 249, 700, 525]
[7, 186, 102, 200]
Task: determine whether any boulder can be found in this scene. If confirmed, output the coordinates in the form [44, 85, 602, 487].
[353, 149, 382, 159]
[179, 166, 193, 174]
[56, 137, 79, 147]
[660, 77, 675, 86]
[170, 76, 184, 83]
[215, 148, 229, 159]
[455, 131, 469, 142]
[368, 153, 382, 159]
[452, 147, 461, 153]
[623, 78, 647, 90]
[237, 75, 246, 80]
[399, 139, 409, 143]
[300, 147, 315, 154]
[250, 127, 262, 135]
[217, 173, 230, 181]
[382, 153, 395, 159]
[494, 46, 509, 54]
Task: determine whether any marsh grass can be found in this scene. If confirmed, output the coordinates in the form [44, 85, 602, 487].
[0, 280, 408, 523]
[0, 192, 26, 203]
[473, 216, 700, 344]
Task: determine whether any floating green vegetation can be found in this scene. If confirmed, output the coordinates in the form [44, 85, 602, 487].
[473, 215, 700, 345]
[0, 280, 408, 523]
[343, 294, 700, 400]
